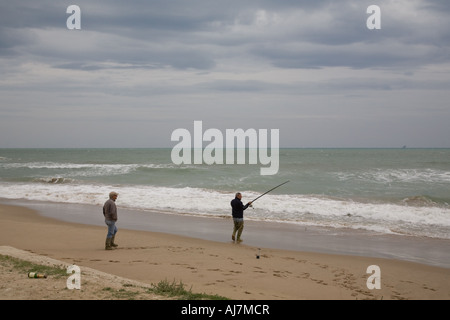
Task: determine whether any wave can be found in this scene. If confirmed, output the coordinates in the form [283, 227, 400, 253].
[32, 177, 76, 184]
[336, 168, 450, 184]
[0, 181, 449, 239]
[401, 195, 449, 207]
[0, 162, 193, 179]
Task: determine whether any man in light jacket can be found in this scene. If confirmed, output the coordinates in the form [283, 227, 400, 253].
[103, 191, 119, 250]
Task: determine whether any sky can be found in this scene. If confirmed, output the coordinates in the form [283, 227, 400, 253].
[1, 0, 449, 148]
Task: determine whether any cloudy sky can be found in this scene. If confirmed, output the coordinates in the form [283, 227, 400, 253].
[1, 0, 449, 148]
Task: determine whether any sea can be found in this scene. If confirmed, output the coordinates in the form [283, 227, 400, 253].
[0, 148, 449, 241]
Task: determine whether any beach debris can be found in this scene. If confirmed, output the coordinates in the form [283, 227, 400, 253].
[28, 272, 47, 279]
[256, 248, 261, 259]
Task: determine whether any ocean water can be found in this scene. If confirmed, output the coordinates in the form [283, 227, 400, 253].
[0, 148, 449, 239]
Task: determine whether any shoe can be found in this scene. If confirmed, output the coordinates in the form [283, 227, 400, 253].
[111, 236, 118, 247]
[236, 239, 243, 243]
[105, 238, 113, 250]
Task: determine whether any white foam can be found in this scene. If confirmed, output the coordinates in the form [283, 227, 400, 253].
[337, 168, 450, 184]
[0, 162, 189, 179]
[1, 181, 449, 239]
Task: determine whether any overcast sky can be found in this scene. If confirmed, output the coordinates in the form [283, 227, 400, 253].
[1, 0, 449, 148]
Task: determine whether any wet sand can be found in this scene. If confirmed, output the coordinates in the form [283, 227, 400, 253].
[2, 199, 449, 268]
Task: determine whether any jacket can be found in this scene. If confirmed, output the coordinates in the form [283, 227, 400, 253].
[103, 199, 118, 221]
[230, 197, 250, 219]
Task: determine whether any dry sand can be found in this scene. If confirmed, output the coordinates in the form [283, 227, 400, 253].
[0, 246, 164, 300]
[0, 203, 449, 300]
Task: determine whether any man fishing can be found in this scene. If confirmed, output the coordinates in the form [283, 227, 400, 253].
[230, 192, 252, 243]
[230, 181, 289, 243]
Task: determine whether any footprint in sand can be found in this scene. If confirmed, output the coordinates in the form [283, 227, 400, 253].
[422, 285, 436, 291]
[299, 272, 310, 279]
[273, 270, 290, 278]
[254, 270, 266, 274]
[204, 282, 216, 286]
[282, 257, 307, 263]
[311, 278, 328, 286]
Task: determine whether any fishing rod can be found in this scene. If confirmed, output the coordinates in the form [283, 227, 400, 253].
[249, 180, 290, 205]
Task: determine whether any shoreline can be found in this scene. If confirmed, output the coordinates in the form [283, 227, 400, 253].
[1, 198, 449, 269]
[0, 201, 449, 300]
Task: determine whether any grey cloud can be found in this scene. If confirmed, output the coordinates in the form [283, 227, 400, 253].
[2, 0, 450, 70]
[54, 62, 160, 71]
[421, 0, 450, 11]
[0, 1, 63, 29]
[254, 42, 448, 70]
[1, 0, 449, 148]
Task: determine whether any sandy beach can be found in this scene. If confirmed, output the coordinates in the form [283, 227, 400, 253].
[0, 202, 449, 300]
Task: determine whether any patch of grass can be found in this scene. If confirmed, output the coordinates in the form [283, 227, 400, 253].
[102, 286, 141, 300]
[101, 279, 229, 300]
[0, 254, 67, 278]
[149, 278, 229, 300]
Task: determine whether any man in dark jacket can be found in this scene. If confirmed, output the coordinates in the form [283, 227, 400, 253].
[230, 192, 252, 243]
[103, 191, 119, 250]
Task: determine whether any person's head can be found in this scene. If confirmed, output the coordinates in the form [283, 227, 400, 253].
[235, 192, 242, 199]
[109, 191, 119, 200]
